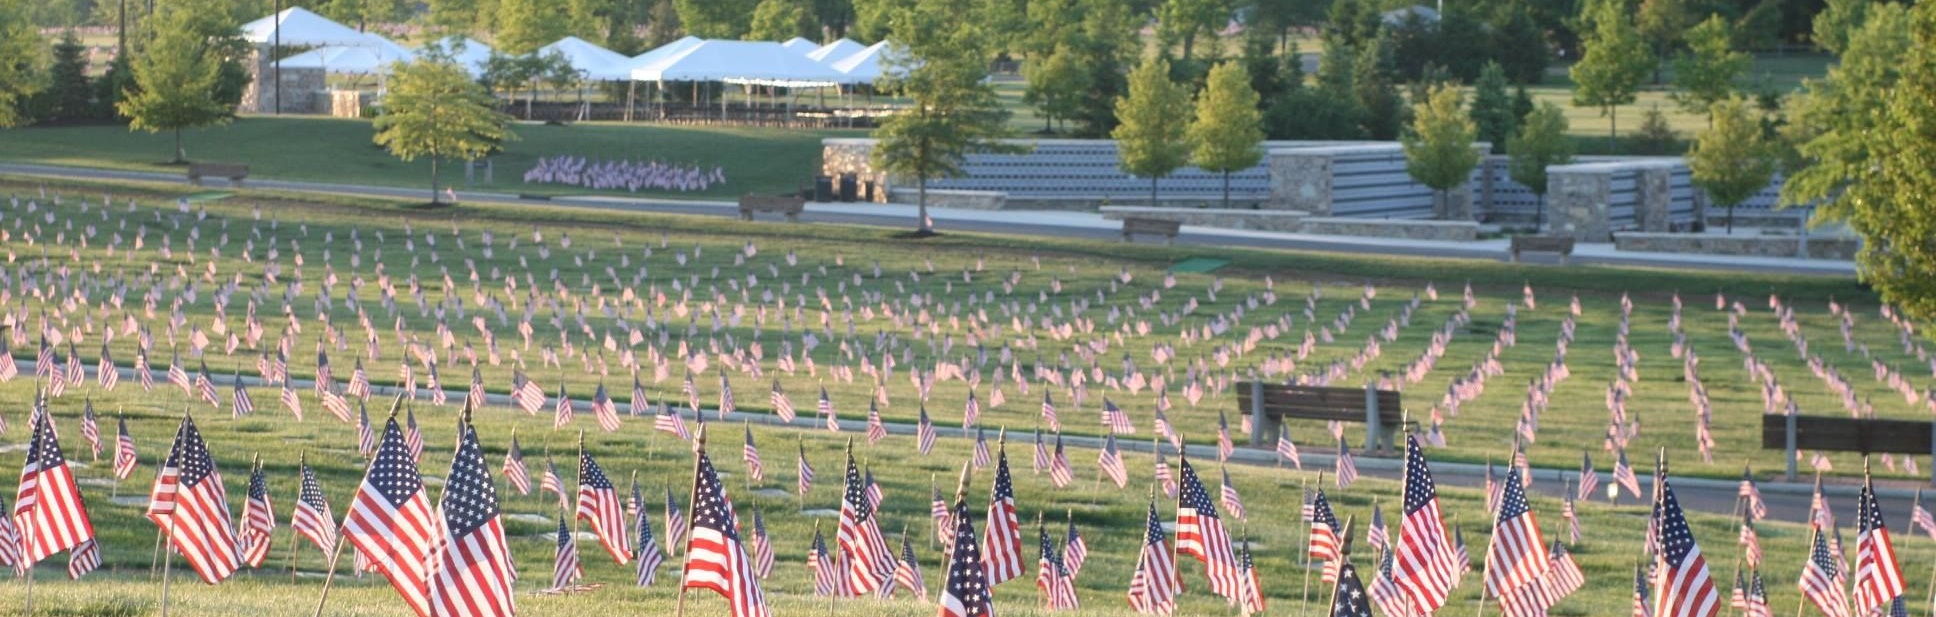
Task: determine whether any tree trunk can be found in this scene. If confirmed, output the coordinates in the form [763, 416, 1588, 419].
[1608, 106, 1619, 154]
[1222, 171, 1231, 208]
[917, 177, 932, 234]
[173, 128, 184, 164]
[1727, 202, 1735, 235]
[1151, 176, 1159, 206]
[430, 158, 441, 204]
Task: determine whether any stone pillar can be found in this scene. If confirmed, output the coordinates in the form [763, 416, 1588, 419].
[1267, 148, 1335, 215]
[1635, 163, 1673, 232]
[1548, 164, 1613, 241]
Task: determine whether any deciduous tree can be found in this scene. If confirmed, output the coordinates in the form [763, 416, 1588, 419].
[1113, 57, 1194, 204]
[117, 0, 229, 162]
[1471, 61, 1515, 153]
[1507, 102, 1574, 228]
[1571, 0, 1652, 150]
[1671, 16, 1749, 122]
[1402, 84, 1482, 220]
[1687, 97, 1776, 234]
[872, 0, 1015, 234]
[1188, 61, 1264, 207]
[373, 58, 516, 205]
[0, 0, 49, 128]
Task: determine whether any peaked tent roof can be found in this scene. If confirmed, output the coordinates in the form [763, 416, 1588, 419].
[277, 37, 415, 75]
[418, 36, 495, 77]
[781, 37, 818, 53]
[629, 40, 847, 87]
[240, 7, 374, 47]
[538, 36, 634, 81]
[623, 35, 706, 70]
[829, 40, 902, 83]
[806, 38, 866, 63]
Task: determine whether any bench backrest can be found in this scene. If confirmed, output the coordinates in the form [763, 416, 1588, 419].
[1237, 383, 1402, 424]
[1760, 413, 1932, 454]
[739, 194, 806, 211]
[1510, 235, 1575, 252]
[189, 163, 248, 176]
[1122, 217, 1181, 233]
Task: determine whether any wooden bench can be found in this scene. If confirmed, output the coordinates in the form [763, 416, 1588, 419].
[186, 162, 249, 187]
[1761, 413, 1936, 482]
[739, 194, 806, 222]
[1121, 217, 1181, 245]
[1238, 382, 1403, 454]
[1508, 235, 1575, 265]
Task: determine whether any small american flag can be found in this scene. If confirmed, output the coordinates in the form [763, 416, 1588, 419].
[512, 370, 545, 414]
[18, 410, 95, 568]
[818, 387, 838, 431]
[1220, 466, 1245, 520]
[1912, 489, 1936, 540]
[576, 442, 632, 564]
[429, 416, 515, 616]
[193, 361, 219, 406]
[1798, 526, 1848, 617]
[1853, 476, 1904, 615]
[1394, 435, 1460, 615]
[1216, 412, 1233, 462]
[809, 526, 838, 596]
[1032, 429, 1050, 474]
[280, 382, 303, 421]
[1652, 476, 1720, 617]
[633, 477, 664, 585]
[1098, 433, 1127, 488]
[1335, 437, 1358, 489]
[963, 390, 981, 428]
[540, 456, 567, 511]
[95, 342, 116, 391]
[144, 415, 234, 583]
[1738, 514, 1761, 568]
[548, 515, 582, 591]
[796, 442, 815, 496]
[502, 430, 531, 495]
[1048, 433, 1073, 488]
[938, 490, 993, 617]
[1737, 468, 1766, 520]
[342, 410, 435, 616]
[239, 460, 275, 568]
[80, 399, 99, 461]
[292, 455, 337, 556]
[403, 406, 423, 462]
[718, 374, 736, 418]
[65, 537, 99, 580]
[837, 449, 893, 595]
[1276, 427, 1301, 469]
[751, 510, 774, 580]
[1578, 451, 1600, 501]
[553, 384, 575, 428]
[656, 401, 691, 440]
[1127, 499, 1178, 615]
[1034, 520, 1078, 610]
[1634, 562, 1654, 617]
[771, 380, 795, 422]
[917, 406, 937, 455]
[983, 442, 1024, 586]
[680, 443, 770, 617]
[866, 401, 887, 445]
[1309, 489, 1342, 580]
[1102, 398, 1133, 434]
[1154, 409, 1177, 448]
[113, 415, 137, 480]
[355, 401, 375, 456]
[1484, 466, 1550, 601]
[1614, 448, 1642, 499]
[665, 487, 688, 549]
[1063, 516, 1087, 577]
[1175, 455, 1242, 602]
[592, 383, 622, 432]
[742, 425, 763, 482]
[972, 427, 990, 469]
[891, 532, 926, 602]
[1368, 502, 1389, 552]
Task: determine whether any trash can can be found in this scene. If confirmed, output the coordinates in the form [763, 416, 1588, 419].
[813, 175, 834, 202]
[862, 181, 876, 203]
[838, 174, 859, 202]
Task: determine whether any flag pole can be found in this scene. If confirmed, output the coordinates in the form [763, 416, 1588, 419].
[929, 472, 939, 550]
[284, 451, 307, 581]
[571, 431, 586, 565]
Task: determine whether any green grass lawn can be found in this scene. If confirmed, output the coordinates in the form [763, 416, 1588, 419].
[0, 173, 1917, 615]
[0, 116, 862, 200]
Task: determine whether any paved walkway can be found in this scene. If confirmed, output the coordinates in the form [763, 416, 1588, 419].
[0, 162, 1856, 276]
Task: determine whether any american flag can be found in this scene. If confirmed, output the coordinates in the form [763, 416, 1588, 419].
[66, 537, 99, 579]
[1128, 498, 1179, 615]
[348, 358, 371, 399]
[1216, 412, 1233, 462]
[1102, 398, 1134, 434]
[322, 389, 354, 424]
[964, 389, 981, 428]
[1040, 391, 1060, 431]
[404, 406, 424, 462]
[743, 425, 763, 482]
[1309, 489, 1342, 578]
[113, 415, 137, 480]
[1798, 525, 1849, 617]
[810, 525, 838, 596]
[1368, 502, 1388, 553]
[292, 455, 337, 556]
[1154, 409, 1177, 449]
[1739, 514, 1761, 568]
[1034, 519, 1078, 610]
[1049, 433, 1073, 488]
[864, 467, 884, 510]
[1220, 467, 1245, 520]
[1912, 490, 1936, 540]
[1547, 540, 1586, 597]
[554, 384, 575, 428]
[1745, 570, 1771, 617]
[1578, 451, 1599, 502]
[1238, 541, 1264, 615]
[502, 430, 531, 495]
[818, 387, 838, 432]
[468, 366, 486, 412]
[634, 478, 664, 585]
[796, 442, 815, 496]
[771, 380, 795, 422]
[80, 399, 99, 461]
[426, 362, 446, 406]
[932, 485, 951, 538]
[281, 381, 303, 421]
[973, 427, 991, 469]
[1098, 433, 1127, 488]
[1563, 493, 1582, 545]
[1853, 477, 1904, 615]
[576, 443, 632, 564]
[1635, 563, 1654, 617]
[1484, 466, 1550, 601]
[718, 374, 736, 418]
[1738, 468, 1767, 521]
[548, 515, 582, 591]
[1652, 477, 1720, 617]
[96, 342, 116, 391]
[357, 401, 376, 456]
[342, 412, 436, 617]
[17, 409, 95, 567]
[866, 401, 887, 445]
[1277, 427, 1301, 470]
[1614, 448, 1642, 499]
[239, 460, 275, 568]
[891, 532, 926, 602]
[1155, 448, 1177, 498]
[1336, 438, 1358, 489]
[657, 402, 691, 440]
[939, 488, 993, 617]
[1332, 559, 1374, 617]
[592, 383, 621, 432]
[428, 416, 516, 617]
[665, 487, 688, 550]
[984, 440, 1023, 586]
[1064, 515, 1087, 577]
[512, 370, 545, 414]
[144, 415, 235, 583]
[917, 406, 937, 455]
[0, 491, 20, 576]
[1175, 455, 1242, 602]
[1370, 550, 1411, 617]
[751, 510, 774, 580]
[1033, 428, 1050, 475]
[194, 361, 219, 406]
[682, 371, 700, 413]
[837, 448, 893, 595]
[1394, 435, 1460, 615]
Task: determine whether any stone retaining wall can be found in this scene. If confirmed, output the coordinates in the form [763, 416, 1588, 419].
[1299, 217, 1480, 242]
[1614, 231, 1861, 260]
[1097, 206, 1308, 232]
[885, 188, 1006, 210]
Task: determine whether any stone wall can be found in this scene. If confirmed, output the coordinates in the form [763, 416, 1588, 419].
[1613, 231, 1862, 260]
[241, 46, 326, 114]
[821, 139, 890, 202]
[1299, 217, 1480, 241]
[1266, 143, 1487, 219]
[1098, 206, 1308, 232]
[885, 188, 1007, 210]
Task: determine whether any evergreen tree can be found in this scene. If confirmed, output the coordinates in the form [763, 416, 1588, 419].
[1402, 84, 1482, 220]
[1158, 0, 1224, 60]
[118, 0, 229, 162]
[373, 58, 515, 205]
[1687, 97, 1776, 234]
[749, 0, 815, 41]
[1491, 0, 1548, 84]
[39, 30, 91, 123]
[0, 0, 41, 128]
[1471, 61, 1515, 153]
[1672, 15, 1749, 121]
[1188, 61, 1264, 207]
[675, 0, 754, 38]
[1265, 40, 1368, 140]
[872, 0, 1015, 234]
[1507, 102, 1574, 228]
[567, 0, 617, 42]
[1570, 0, 1652, 150]
[1352, 30, 1404, 140]
[1066, 0, 1137, 136]
[815, 0, 855, 39]
[496, 0, 570, 54]
[1113, 57, 1194, 203]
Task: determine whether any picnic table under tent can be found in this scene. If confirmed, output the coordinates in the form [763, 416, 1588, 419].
[627, 39, 848, 121]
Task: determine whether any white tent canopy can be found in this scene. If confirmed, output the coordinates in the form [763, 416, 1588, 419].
[828, 40, 900, 83]
[806, 38, 865, 63]
[623, 35, 705, 71]
[780, 37, 817, 53]
[537, 36, 633, 81]
[241, 7, 372, 47]
[629, 40, 847, 87]
[277, 34, 415, 74]
[419, 36, 494, 77]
